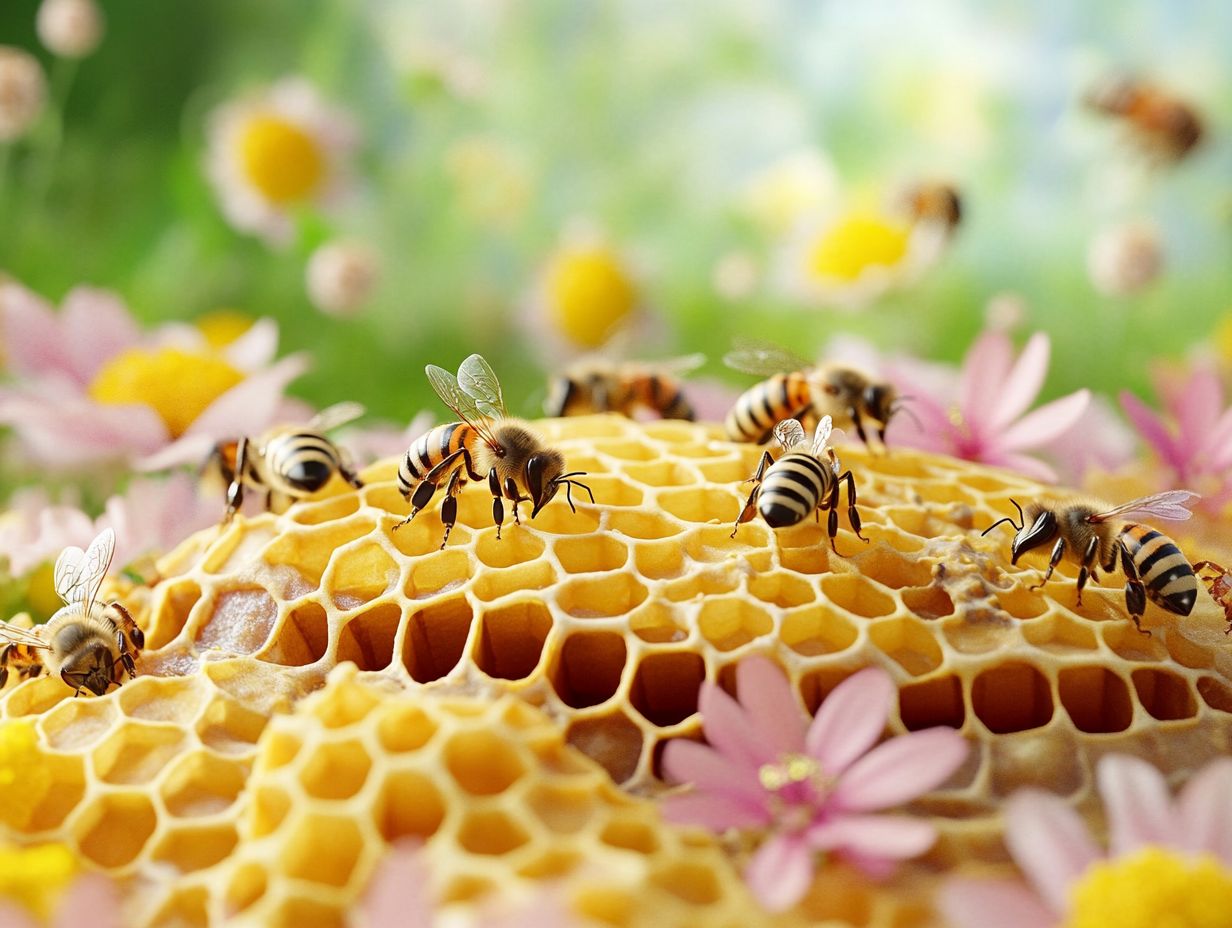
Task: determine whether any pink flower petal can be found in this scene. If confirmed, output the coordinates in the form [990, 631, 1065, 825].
[1004, 789, 1099, 915]
[959, 331, 1013, 429]
[660, 739, 763, 800]
[804, 667, 894, 776]
[0, 282, 70, 381]
[223, 317, 280, 371]
[362, 841, 435, 928]
[987, 333, 1049, 432]
[1177, 757, 1232, 864]
[734, 656, 808, 757]
[698, 683, 769, 769]
[0, 902, 35, 928]
[807, 813, 936, 860]
[1174, 367, 1223, 455]
[53, 875, 122, 928]
[996, 390, 1091, 452]
[987, 451, 1059, 483]
[829, 728, 968, 812]
[59, 287, 141, 384]
[182, 353, 311, 441]
[744, 833, 815, 913]
[660, 790, 771, 832]
[1097, 754, 1180, 855]
[937, 877, 1057, 928]
[1120, 391, 1184, 474]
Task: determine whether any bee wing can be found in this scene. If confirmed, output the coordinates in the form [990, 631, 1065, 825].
[426, 363, 504, 452]
[811, 415, 834, 457]
[53, 527, 116, 613]
[0, 622, 49, 649]
[655, 353, 708, 377]
[309, 402, 366, 432]
[456, 354, 508, 421]
[1089, 490, 1200, 523]
[772, 418, 806, 450]
[723, 337, 813, 377]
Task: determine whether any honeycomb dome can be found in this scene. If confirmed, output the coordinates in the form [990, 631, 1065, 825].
[2, 414, 1231, 926]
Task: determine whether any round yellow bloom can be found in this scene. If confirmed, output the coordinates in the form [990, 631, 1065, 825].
[805, 212, 912, 282]
[89, 347, 243, 438]
[239, 115, 325, 204]
[25, 562, 61, 620]
[0, 721, 52, 830]
[1065, 847, 1232, 928]
[0, 844, 77, 919]
[195, 309, 254, 349]
[544, 246, 638, 349]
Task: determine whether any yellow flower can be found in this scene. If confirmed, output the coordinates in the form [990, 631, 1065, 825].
[24, 562, 61, 620]
[806, 212, 911, 282]
[195, 309, 254, 349]
[740, 149, 839, 235]
[0, 721, 52, 831]
[539, 239, 640, 349]
[0, 844, 77, 919]
[1065, 847, 1232, 928]
[238, 115, 324, 204]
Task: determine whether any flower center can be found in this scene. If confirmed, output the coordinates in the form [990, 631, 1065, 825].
[0, 844, 77, 918]
[758, 753, 834, 831]
[239, 114, 325, 204]
[88, 347, 244, 438]
[545, 246, 638, 348]
[806, 212, 911, 282]
[759, 753, 821, 791]
[195, 309, 253, 349]
[1064, 847, 1232, 928]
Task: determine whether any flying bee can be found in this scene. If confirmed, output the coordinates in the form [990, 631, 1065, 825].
[898, 181, 963, 235]
[983, 490, 1200, 635]
[1085, 77, 1203, 162]
[397, 354, 594, 548]
[723, 339, 900, 449]
[0, 529, 143, 697]
[207, 402, 366, 525]
[732, 416, 868, 554]
[1192, 561, 1232, 633]
[544, 353, 706, 421]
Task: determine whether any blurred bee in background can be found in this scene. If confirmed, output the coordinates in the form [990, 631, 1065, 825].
[983, 490, 1200, 635]
[1085, 77, 1204, 162]
[732, 415, 867, 554]
[898, 181, 963, 236]
[206, 403, 366, 525]
[1193, 560, 1232, 632]
[723, 339, 900, 449]
[398, 354, 594, 548]
[0, 529, 143, 697]
[544, 353, 705, 421]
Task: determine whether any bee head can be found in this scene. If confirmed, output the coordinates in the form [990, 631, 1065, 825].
[862, 383, 899, 443]
[1011, 507, 1059, 564]
[62, 646, 115, 697]
[526, 450, 594, 518]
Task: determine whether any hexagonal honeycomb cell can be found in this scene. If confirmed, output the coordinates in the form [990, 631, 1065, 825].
[2, 415, 1231, 926]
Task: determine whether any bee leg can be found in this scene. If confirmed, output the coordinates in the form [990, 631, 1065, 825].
[825, 479, 843, 556]
[115, 629, 137, 680]
[1120, 541, 1151, 637]
[338, 454, 365, 490]
[396, 449, 467, 531]
[1029, 539, 1066, 592]
[437, 467, 466, 550]
[0, 644, 11, 688]
[1075, 536, 1100, 606]
[110, 602, 145, 652]
[223, 436, 250, 525]
[836, 467, 867, 543]
[489, 469, 506, 540]
[849, 407, 871, 448]
[504, 477, 529, 526]
[732, 452, 773, 538]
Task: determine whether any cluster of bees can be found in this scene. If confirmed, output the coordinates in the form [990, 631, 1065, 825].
[0, 77, 1215, 698]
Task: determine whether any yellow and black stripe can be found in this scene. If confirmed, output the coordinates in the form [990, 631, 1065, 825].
[1119, 523, 1198, 616]
[629, 373, 694, 421]
[758, 452, 832, 528]
[725, 372, 813, 444]
[265, 431, 348, 494]
[397, 422, 477, 496]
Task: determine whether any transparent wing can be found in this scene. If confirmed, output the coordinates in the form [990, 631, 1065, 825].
[811, 415, 834, 457]
[457, 354, 508, 420]
[773, 418, 806, 450]
[426, 363, 503, 451]
[53, 527, 115, 613]
[653, 353, 707, 377]
[723, 337, 814, 377]
[1090, 490, 1200, 523]
[0, 622, 49, 649]
[309, 402, 366, 432]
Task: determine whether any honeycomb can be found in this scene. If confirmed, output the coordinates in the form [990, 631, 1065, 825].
[2, 414, 1231, 926]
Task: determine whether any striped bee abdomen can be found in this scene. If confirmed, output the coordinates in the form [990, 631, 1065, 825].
[266, 432, 343, 493]
[758, 452, 830, 528]
[1119, 523, 1198, 616]
[632, 374, 694, 421]
[398, 422, 475, 495]
[725, 372, 813, 444]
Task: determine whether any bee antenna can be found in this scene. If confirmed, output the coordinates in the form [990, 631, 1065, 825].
[982, 499, 1025, 536]
[888, 400, 922, 430]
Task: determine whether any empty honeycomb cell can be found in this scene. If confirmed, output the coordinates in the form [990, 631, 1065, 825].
[746, 571, 816, 608]
[1059, 667, 1134, 733]
[39, 697, 117, 751]
[335, 602, 401, 671]
[91, 723, 186, 785]
[575, 887, 635, 927]
[558, 574, 649, 618]
[517, 848, 582, 879]
[629, 651, 705, 727]
[1132, 668, 1198, 721]
[406, 548, 470, 599]
[263, 518, 373, 588]
[256, 731, 301, 771]
[620, 460, 700, 487]
[899, 675, 966, 731]
[161, 752, 246, 816]
[270, 897, 346, 928]
[594, 439, 657, 461]
[941, 611, 1018, 655]
[24, 753, 85, 832]
[605, 509, 681, 540]
[148, 887, 209, 928]
[778, 541, 831, 575]
[280, 814, 365, 887]
[291, 494, 362, 526]
[195, 587, 278, 655]
[860, 521, 926, 554]
[780, 604, 858, 657]
[821, 573, 898, 619]
[249, 785, 291, 838]
[694, 458, 755, 483]
[298, 738, 373, 800]
[401, 597, 474, 683]
[146, 580, 203, 650]
[900, 586, 955, 619]
[565, 713, 644, 783]
[445, 730, 527, 795]
[375, 703, 437, 753]
[1021, 614, 1099, 654]
[328, 541, 399, 607]
[472, 561, 559, 601]
[883, 505, 931, 537]
[853, 547, 933, 590]
[526, 782, 598, 834]
[263, 601, 330, 666]
[74, 791, 157, 867]
[550, 632, 627, 708]
[632, 539, 684, 581]
[556, 533, 629, 574]
[195, 696, 268, 755]
[971, 662, 1054, 734]
[522, 502, 602, 536]
[475, 601, 552, 681]
[475, 530, 545, 569]
[151, 822, 238, 872]
[373, 770, 444, 841]
[628, 603, 688, 644]
[225, 863, 267, 916]
[1101, 622, 1169, 663]
[385, 508, 451, 558]
[438, 874, 497, 906]
[650, 861, 721, 906]
[1165, 629, 1215, 670]
[1197, 676, 1232, 714]
[685, 525, 764, 566]
[117, 676, 207, 725]
[657, 487, 739, 525]
[584, 474, 645, 507]
[994, 587, 1048, 619]
[868, 619, 944, 676]
[457, 808, 531, 856]
[697, 598, 773, 652]
[600, 816, 661, 855]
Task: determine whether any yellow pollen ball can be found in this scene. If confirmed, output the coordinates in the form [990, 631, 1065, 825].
[0, 844, 77, 919]
[238, 114, 325, 204]
[759, 753, 822, 791]
[545, 247, 638, 348]
[1064, 847, 1232, 928]
[24, 562, 61, 620]
[195, 309, 254, 349]
[807, 212, 911, 282]
[0, 721, 52, 830]
[89, 347, 244, 438]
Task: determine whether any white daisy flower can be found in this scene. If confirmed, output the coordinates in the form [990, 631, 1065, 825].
[0, 47, 47, 143]
[205, 76, 358, 247]
[1087, 221, 1164, 296]
[739, 148, 840, 236]
[306, 240, 381, 317]
[36, 0, 104, 59]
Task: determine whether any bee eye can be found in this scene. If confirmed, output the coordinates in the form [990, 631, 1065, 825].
[526, 455, 547, 498]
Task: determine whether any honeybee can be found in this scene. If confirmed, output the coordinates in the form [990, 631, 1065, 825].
[732, 416, 867, 554]
[983, 490, 1200, 635]
[1193, 561, 1232, 632]
[397, 354, 594, 548]
[544, 353, 705, 421]
[1085, 77, 1203, 161]
[899, 181, 962, 235]
[0, 529, 143, 697]
[723, 339, 899, 448]
[208, 402, 366, 524]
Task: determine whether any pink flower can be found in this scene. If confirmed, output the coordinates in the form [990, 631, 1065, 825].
[661, 657, 968, 913]
[0, 282, 308, 471]
[1119, 361, 1232, 512]
[883, 330, 1090, 482]
[0, 874, 121, 928]
[939, 754, 1232, 928]
[1040, 394, 1137, 487]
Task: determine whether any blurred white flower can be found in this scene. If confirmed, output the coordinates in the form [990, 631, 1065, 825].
[307, 241, 380, 317]
[984, 291, 1028, 333]
[739, 149, 839, 235]
[205, 77, 358, 247]
[1087, 221, 1164, 296]
[36, 0, 104, 59]
[0, 47, 47, 142]
[711, 250, 760, 301]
